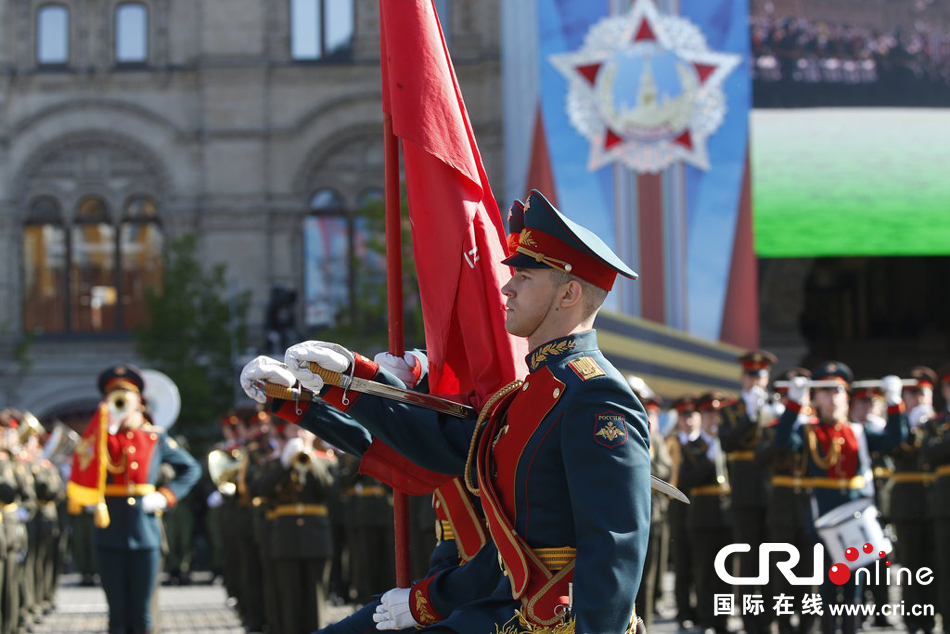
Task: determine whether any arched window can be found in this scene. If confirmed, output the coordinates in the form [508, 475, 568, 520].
[119, 196, 162, 328]
[303, 188, 351, 327]
[23, 198, 68, 333]
[434, 0, 451, 49]
[115, 3, 148, 64]
[290, 0, 354, 61]
[37, 4, 69, 65]
[70, 197, 117, 332]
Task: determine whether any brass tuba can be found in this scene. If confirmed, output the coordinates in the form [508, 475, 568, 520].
[18, 411, 46, 445]
[41, 422, 81, 465]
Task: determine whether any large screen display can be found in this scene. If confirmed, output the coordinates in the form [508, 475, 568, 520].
[750, 1, 950, 257]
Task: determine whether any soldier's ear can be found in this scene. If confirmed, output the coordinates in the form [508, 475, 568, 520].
[559, 279, 583, 310]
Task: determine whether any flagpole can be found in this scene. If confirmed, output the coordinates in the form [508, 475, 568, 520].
[383, 108, 413, 588]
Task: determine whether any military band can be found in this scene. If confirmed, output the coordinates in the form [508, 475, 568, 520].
[3, 190, 950, 634]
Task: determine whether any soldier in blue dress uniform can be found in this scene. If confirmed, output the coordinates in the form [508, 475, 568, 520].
[277, 190, 651, 633]
[67, 365, 201, 634]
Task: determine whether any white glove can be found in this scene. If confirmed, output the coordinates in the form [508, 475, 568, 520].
[206, 490, 224, 509]
[240, 356, 297, 404]
[281, 437, 305, 467]
[285, 341, 354, 393]
[743, 385, 768, 420]
[908, 404, 934, 428]
[881, 375, 903, 406]
[374, 352, 420, 388]
[16, 507, 30, 523]
[787, 376, 809, 405]
[373, 587, 418, 630]
[141, 491, 168, 514]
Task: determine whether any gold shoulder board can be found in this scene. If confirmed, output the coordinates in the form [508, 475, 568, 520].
[568, 357, 605, 381]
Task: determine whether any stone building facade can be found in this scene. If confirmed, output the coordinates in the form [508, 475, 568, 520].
[0, 0, 503, 418]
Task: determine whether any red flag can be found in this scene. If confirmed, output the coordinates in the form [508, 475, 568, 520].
[66, 403, 111, 528]
[379, 0, 528, 406]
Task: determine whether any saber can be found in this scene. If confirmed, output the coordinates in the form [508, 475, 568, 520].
[651, 475, 689, 504]
[774, 378, 919, 389]
[262, 379, 687, 502]
[262, 370, 477, 419]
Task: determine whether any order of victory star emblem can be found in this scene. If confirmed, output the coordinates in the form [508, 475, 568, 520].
[550, 0, 741, 173]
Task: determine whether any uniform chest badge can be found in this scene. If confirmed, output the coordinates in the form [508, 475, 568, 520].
[594, 412, 628, 448]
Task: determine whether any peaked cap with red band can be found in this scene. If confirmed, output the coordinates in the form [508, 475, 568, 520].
[738, 350, 777, 375]
[903, 365, 938, 392]
[671, 395, 697, 413]
[696, 391, 728, 412]
[506, 199, 525, 256]
[97, 364, 145, 396]
[852, 383, 883, 401]
[812, 360, 853, 387]
[501, 189, 638, 291]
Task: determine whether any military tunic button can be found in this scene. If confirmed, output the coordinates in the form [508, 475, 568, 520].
[552, 388, 561, 398]
[126, 431, 135, 439]
[128, 446, 136, 454]
[296, 518, 305, 527]
[127, 497, 136, 505]
[130, 461, 139, 470]
[150, 433, 158, 441]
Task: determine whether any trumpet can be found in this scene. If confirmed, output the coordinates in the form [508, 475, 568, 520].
[291, 451, 312, 479]
[208, 448, 248, 496]
[106, 389, 133, 416]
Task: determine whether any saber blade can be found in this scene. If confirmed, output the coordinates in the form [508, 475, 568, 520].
[651, 475, 689, 504]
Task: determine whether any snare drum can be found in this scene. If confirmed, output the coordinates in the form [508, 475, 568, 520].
[814, 498, 892, 571]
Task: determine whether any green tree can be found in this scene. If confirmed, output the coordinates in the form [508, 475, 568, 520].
[134, 234, 250, 434]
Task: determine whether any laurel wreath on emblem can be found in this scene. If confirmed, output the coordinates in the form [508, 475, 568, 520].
[530, 340, 577, 369]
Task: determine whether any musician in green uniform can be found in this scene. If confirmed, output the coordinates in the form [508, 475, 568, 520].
[921, 366, 950, 624]
[630, 377, 672, 633]
[756, 368, 814, 634]
[162, 435, 196, 586]
[850, 383, 892, 627]
[681, 392, 732, 634]
[0, 411, 18, 634]
[668, 396, 699, 632]
[251, 424, 335, 633]
[885, 366, 939, 634]
[719, 351, 775, 634]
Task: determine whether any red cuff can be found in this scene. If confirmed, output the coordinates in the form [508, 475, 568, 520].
[409, 574, 445, 626]
[158, 486, 178, 508]
[272, 398, 311, 424]
[322, 353, 379, 413]
[784, 399, 803, 414]
[887, 402, 906, 416]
